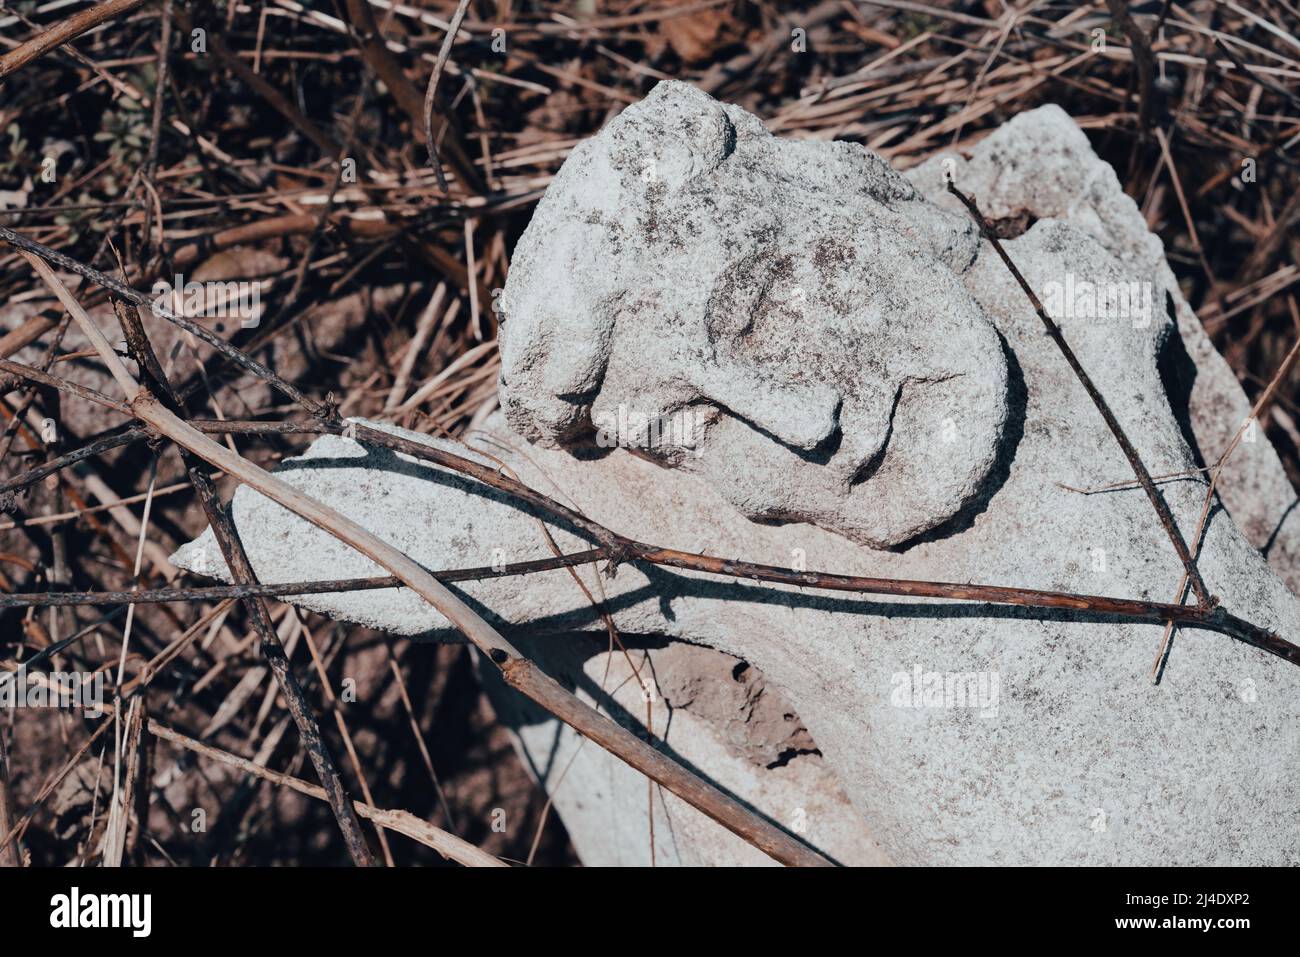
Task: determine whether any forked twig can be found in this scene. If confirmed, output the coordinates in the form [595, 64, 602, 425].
[1149, 301, 1300, 682]
[2, 409, 1290, 660]
[946, 182, 1213, 609]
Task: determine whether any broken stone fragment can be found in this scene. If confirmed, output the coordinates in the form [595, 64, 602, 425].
[175, 87, 1300, 866]
[478, 638, 889, 866]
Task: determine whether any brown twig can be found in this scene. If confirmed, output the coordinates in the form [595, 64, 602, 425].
[1105, 0, 1158, 141]
[0, 549, 608, 608]
[946, 182, 1214, 609]
[0, 727, 19, 866]
[0, 357, 132, 417]
[142, 0, 173, 183]
[0, 0, 147, 80]
[423, 0, 472, 193]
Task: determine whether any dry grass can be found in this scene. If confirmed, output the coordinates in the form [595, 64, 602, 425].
[1, 0, 1298, 866]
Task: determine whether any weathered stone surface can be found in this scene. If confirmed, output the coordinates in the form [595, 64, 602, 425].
[174, 88, 1300, 866]
[906, 104, 1300, 595]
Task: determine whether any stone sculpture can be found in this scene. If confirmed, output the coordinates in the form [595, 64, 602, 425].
[175, 83, 1300, 866]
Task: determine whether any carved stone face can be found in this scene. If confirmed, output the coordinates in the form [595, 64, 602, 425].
[500, 82, 1010, 548]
